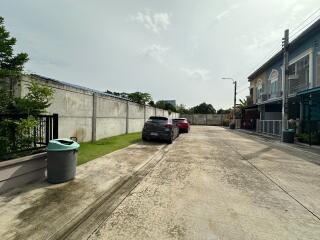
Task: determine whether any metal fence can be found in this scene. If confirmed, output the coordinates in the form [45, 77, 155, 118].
[0, 114, 58, 159]
[256, 120, 282, 136]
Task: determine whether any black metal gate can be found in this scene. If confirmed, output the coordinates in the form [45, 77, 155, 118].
[0, 114, 58, 159]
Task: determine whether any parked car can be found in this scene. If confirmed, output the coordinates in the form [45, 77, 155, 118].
[142, 116, 179, 144]
[173, 118, 190, 133]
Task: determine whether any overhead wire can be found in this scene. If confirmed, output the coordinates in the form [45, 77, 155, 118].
[237, 88, 249, 94]
[290, 7, 320, 38]
[246, 9, 320, 78]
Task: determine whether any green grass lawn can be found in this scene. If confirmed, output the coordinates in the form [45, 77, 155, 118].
[77, 132, 141, 165]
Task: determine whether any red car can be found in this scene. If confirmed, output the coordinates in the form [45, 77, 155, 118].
[173, 118, 190, 133]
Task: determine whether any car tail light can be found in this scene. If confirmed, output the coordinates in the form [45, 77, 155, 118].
[165, 124, 172, 128]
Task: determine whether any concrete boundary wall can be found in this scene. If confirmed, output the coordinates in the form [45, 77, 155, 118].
[180, 114, 227, 126]
[14, 75, 179, 142]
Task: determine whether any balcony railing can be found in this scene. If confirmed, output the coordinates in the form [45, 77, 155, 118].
[289, 78, 308, 95]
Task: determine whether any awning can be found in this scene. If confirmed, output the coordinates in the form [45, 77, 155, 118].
[297, 86, 320, 96]
[243, 104, 258, 110]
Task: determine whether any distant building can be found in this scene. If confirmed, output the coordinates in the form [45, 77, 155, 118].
[159, 100, 176, 107]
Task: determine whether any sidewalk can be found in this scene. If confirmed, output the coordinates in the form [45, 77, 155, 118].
[0, 142, 166, 240]
[235, 128, 320, 157]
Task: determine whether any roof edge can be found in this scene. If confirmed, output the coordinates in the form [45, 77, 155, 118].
[248, 17, 320, 81]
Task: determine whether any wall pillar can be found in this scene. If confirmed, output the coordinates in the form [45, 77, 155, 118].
[126, 101, 129, 134]
[92, 93, 97, 141]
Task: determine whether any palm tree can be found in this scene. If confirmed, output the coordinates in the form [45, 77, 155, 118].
[239, 98, 248, 108]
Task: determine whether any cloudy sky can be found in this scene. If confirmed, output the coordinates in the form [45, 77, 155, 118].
[1, 0, 319, 108]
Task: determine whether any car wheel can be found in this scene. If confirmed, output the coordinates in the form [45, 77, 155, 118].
[167, 134, 173, 144]
[142, 136, 148, 141]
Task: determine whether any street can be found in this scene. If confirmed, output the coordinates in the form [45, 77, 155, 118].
[88, 126, 320, 240]
[1, 126, 320, 240]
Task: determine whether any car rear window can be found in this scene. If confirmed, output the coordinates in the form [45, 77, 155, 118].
[149, 116, 168, 122]
[173, 118, 187, 122]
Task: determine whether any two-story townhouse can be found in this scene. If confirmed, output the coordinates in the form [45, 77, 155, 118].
[247, 18, 320, 136]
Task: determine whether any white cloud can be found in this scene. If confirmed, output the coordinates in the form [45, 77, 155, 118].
[131, 10, 170, 33]
[214, 3, 239, 21]
[216, 10, 229, 21]
[181, 67, 211, 81]
[142, 44, 170, 63]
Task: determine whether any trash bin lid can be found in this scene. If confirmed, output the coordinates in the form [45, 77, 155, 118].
[47, 138, 80, 152]
[283, 129, 295, 133]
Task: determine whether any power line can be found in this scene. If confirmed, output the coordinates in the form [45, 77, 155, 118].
[290, 8, 320, 36]
[237, 88, 249, 94]
[246, 10, 320, 78]
[291, 14, 320, 40]
[237, 85, 248, 92]
[248, 45, 281, 76]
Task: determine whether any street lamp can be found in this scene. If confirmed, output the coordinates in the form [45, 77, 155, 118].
[222, 77, 237, 122]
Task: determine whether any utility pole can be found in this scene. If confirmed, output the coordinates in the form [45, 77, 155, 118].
[233, 80, 237, 122]
[282, 29, 289, 138]
[222, 77, 237, 122]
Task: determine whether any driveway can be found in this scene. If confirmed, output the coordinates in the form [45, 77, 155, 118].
[1, 126, 320, 239]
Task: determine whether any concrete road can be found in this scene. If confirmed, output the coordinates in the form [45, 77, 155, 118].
[88, 126, 320, 240]
[1, 126, 320, 240]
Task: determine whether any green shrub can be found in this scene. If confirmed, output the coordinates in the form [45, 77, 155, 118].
[296, 133, 320, 145]
[0, 80, 53, 159]
[223, 119, 230, 126]
[0, 117, 39, 156]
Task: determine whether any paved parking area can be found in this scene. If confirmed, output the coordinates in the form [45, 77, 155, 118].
[1, 126, 320, 239]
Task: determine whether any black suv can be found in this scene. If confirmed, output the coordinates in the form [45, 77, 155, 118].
[142, 116, 179, 144]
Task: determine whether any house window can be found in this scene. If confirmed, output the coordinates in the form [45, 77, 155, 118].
[288, 54, 310, 94]
[257, 83, 263, 101]
[269, 69, 279, 97]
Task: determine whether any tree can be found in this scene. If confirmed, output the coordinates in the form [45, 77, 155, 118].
[0, 81, 12, 113]
[190, 102, 216, 114]
[155, 101, 176, 112]
[217, 108, 231, 114]
[0, 80, 54, 157]
[239, 98, 248, 108]
[127, 92, 152, 104]
[176, 104, 189, 114]
[155, 100, 166, 109]
[104, 90, 128, 99]
[148, 100, 155, 107]
[0, 16, 29, 77]
[10, 81, 54, 115]
[164, 103, 176, 112]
